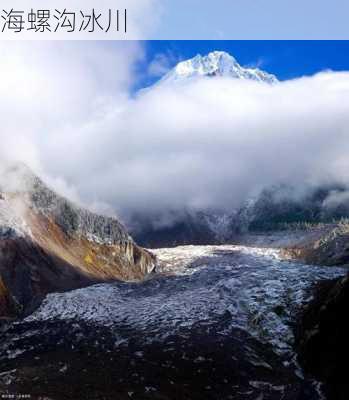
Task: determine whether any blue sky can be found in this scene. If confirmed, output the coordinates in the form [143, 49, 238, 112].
[135, 41, 349, 89]
[155, 1, 349, 40]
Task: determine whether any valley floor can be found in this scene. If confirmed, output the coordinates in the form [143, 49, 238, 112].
[0, 243, 347, 400]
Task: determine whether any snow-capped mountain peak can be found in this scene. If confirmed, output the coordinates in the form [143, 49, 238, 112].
[160, 51, 278, 84]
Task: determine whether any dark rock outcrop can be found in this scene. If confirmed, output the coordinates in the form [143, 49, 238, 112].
[296, 275, 349, 400]
[0, 276, 18, 320]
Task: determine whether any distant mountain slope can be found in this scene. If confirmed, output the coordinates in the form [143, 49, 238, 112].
[129, 210, 230, 248]
[232, 185, 349, 234]
[130, 184, 349, 249]
[0, 164, 156, 318]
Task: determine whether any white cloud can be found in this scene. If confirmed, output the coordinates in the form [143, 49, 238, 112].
[1, 42, 349, 229]
[0, 40, 143, 200]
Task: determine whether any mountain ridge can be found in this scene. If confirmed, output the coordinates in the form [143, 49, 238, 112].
[159, 51, 278, 85]
[0, 163, 156, 318]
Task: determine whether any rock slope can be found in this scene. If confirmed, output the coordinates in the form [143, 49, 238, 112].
[283, 221, 349, 266]
[0, 164, 156, 318]
[296, 275, 349, 400]
[272, 219, 349, 399]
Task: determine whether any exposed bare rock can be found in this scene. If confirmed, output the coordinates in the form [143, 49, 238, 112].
[283, 223, 349, 266]
[283, 222, 349, 399]
[0, 276, 17, 319]
[0, 164, 156, 318]
[296, 275, 349, 400]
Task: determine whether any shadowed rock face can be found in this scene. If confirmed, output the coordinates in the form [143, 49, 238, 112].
[0, 276, 17, 318]
[0, 164, 156, 318]
[296, 275, 349, 400]
[282, 222, 349, 399]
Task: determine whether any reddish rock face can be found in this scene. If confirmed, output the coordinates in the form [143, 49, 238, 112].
[0, 165, 156, 318]
[0, 276, 16, 318]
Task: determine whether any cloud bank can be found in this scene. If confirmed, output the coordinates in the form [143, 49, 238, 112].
[1, 42, 349, 227]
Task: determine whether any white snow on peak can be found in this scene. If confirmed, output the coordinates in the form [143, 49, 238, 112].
[160, 51, 278, 85]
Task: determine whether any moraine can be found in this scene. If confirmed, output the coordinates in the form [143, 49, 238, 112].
[0, 244, 346, 399]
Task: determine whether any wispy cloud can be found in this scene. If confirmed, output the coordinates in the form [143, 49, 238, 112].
[246, 57, 268, 69]
[147, 51, 180, 77]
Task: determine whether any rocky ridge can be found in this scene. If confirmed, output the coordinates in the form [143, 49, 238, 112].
[160, 51, 278, 85]
[0, 164, 156, 318]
